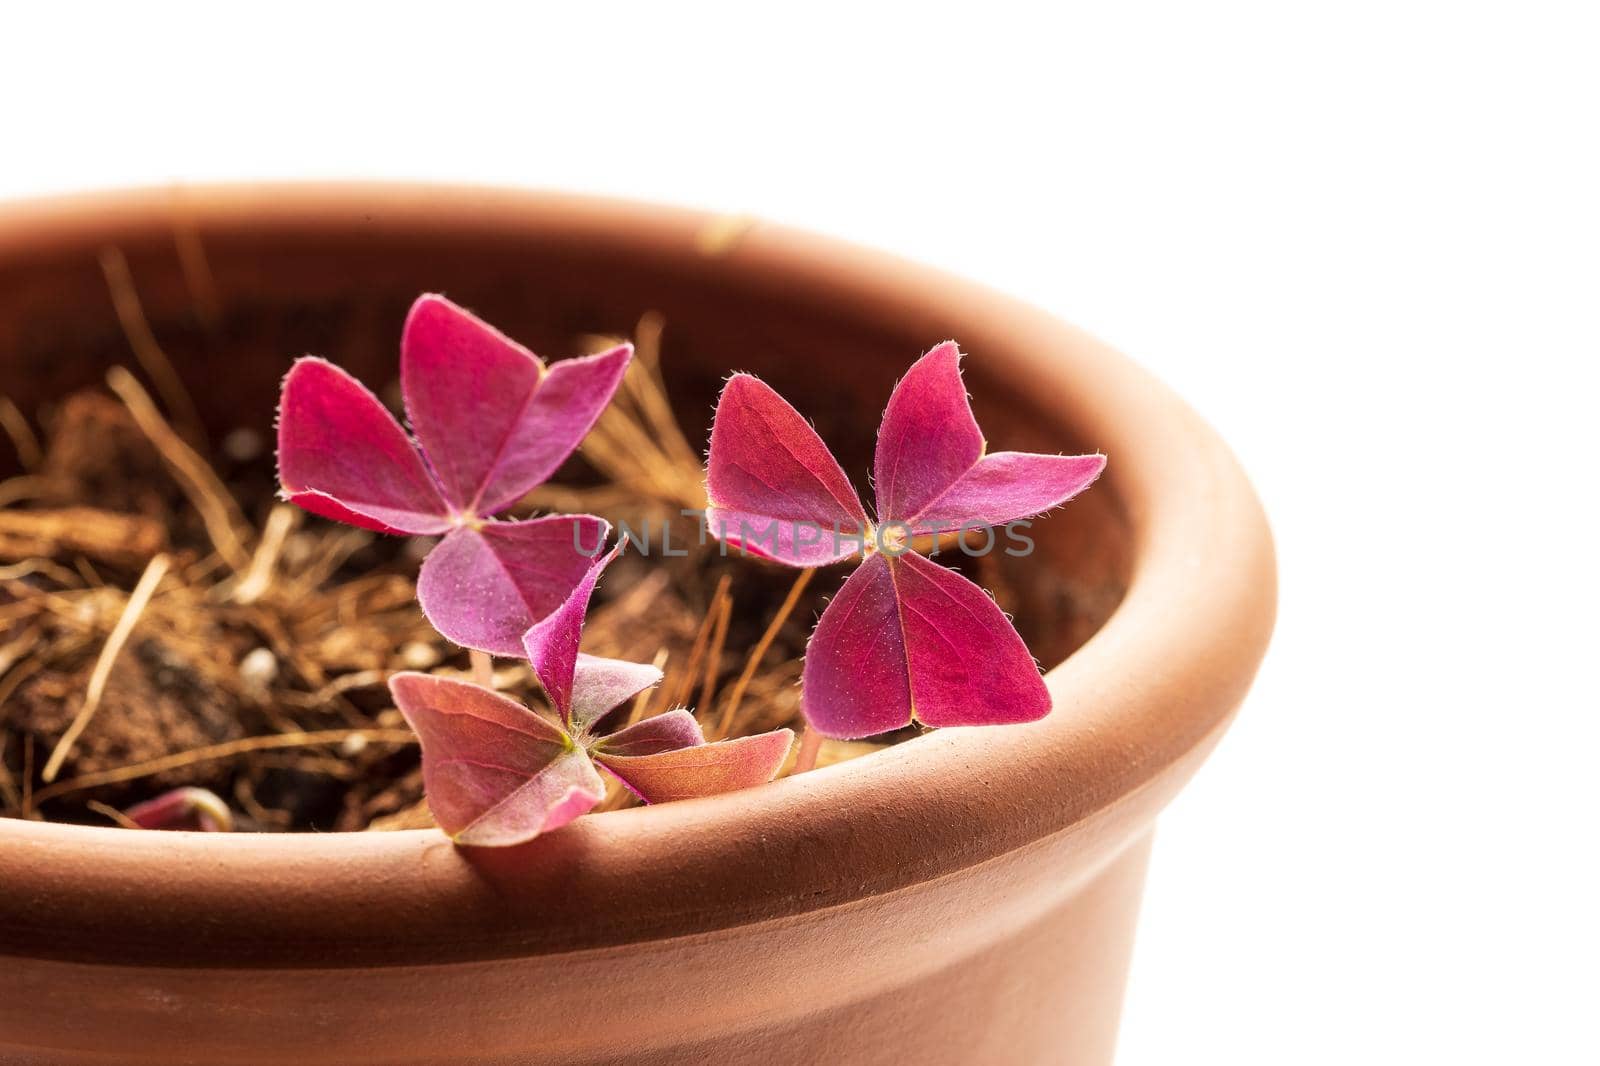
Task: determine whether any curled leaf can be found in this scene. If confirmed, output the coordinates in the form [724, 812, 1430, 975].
[521, 542, 624, 727]
[570, 654, 665, 735]
[594, 728, 794, 804]
[124, 786, 234, 832]
[389, 672, 601, 846]
[417, 515, 610, 657]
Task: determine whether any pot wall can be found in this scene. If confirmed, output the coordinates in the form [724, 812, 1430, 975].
[0, 185, 1275, 1064]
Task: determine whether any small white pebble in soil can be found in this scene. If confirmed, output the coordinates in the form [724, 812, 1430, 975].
[399, 641, 441, 670]
[221, 427, 264, 463]
[239, 647, 278, 692]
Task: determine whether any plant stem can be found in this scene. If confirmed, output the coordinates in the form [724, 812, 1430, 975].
[470, 649, 494, 688]
[792, 725, 822, 774]
[715, 568, 813, 738]
[32, 728, 416, 804]
[42, 552, 170, 783]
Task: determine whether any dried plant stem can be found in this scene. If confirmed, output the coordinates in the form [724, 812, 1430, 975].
[0, 558, 82, 587]
[229, 504, 297, 604]
[698, 591, 734, 715]
[0, 475, 49, 508]
[99, 246, 207, 448]
[85, 799, 142, 829]
[627, 312, 703, 474]
[40, 553, 172, 783]
[0, 737, 21, 813]
[32, 728, 416, 804]
[664, 574, 732, 712]
[0, 628, 41, 679]
[0, 507, 166, 567]
[168, 196, 224, 332]
[107, 366, 253, 573]
[22, 735, 35, 818]
[0, 657, 43, 710]
[568, 316, 707, 511]
[792, 725, 823, 775]
[0, 396, 42, 468]
[628, 648, 670, 726]
[299, 669, 387, 707]
[716, 568, 814, 739]
[470, 650, 494, 689]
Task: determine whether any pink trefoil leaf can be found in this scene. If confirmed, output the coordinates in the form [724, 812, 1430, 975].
[704, 373, 870, 567]
[390, 544, 793, 847]
[704, 342, 1106, 740]
[276, 294, 629, 655]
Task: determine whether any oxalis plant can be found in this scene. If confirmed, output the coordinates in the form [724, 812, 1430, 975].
[277, 294, 625, 656]
[276, 298, 1105, 846]
[390, 544, 793, 845]
[706, 344, 1105, 739]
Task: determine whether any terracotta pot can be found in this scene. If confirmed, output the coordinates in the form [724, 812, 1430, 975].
[0, 185, 1275, 1064]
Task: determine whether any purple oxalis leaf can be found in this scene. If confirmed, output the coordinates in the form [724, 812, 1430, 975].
[903, 451, 1107, 536]
[873, 341, 984, 524]
[278, 358, 450, 535]
[521, 542, 625, 728]
[417, 515, 609, 658]
[706, 374, 869, 567]
[704, 342, 1105, 739]
[878, 548, 1051, 730]
[388, 673, 601, 846]
[593, 709, 707, 756]
[124, 786, 234, 832]
[402, 295, 631, 517]
[570, 654, 666, 734]
[276, 295, 628, 654]
[593, 729, 796, 805]
[390, 569, 793, 846]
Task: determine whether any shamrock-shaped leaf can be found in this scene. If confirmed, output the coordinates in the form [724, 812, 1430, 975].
[706, 342, 1106, 739]
[389, 545, 794, 846]
[278, 295, 629, 655]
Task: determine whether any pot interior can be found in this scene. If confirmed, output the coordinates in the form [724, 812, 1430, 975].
[0, 194, 1130, 678]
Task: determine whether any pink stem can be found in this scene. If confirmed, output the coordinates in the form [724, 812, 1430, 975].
[792, 725, 823, 774]
[470, 650, 494, 689]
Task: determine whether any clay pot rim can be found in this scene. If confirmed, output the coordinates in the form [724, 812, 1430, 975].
[0, 183, 1275, 968]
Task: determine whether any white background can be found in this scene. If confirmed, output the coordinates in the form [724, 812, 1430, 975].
[3, 4, 1596, 1062]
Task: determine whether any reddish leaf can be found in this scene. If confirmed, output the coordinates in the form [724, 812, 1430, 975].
[521, 542, 623, 726]
[706, 374, 868, 567]
[388, 672, 602, 846]
[569, 654, 664, 734]
[800, 553, 914, 738]
[124, 787, 233, 832]
[592, 709, 706, 756]
[417, 515, 609, 657]
[887, 549, 1051, 728]
[594, 729, 794, 804]
[873, 342, 983, 523]
[402, 295, 631, 516]
[904, 452, 1107, 535]
[801, 549, 1051, 738]
[276, 357, 448, 534]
